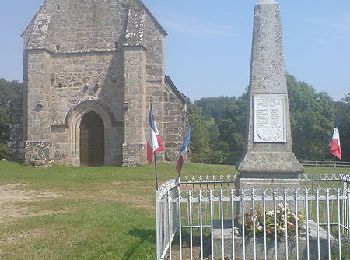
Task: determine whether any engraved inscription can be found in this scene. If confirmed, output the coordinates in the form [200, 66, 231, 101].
[254, 94, 286, 142]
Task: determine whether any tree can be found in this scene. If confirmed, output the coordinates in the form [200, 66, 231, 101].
[0, 78, 23, 159]
[195, 97, 233, 119]
[342, 93, 350, 104]
[0, 79, 22, 105]
[287, 75, 336, 160]
[335, 100, 350, 161]
[187, 104, 212, 163]
[0, 107, 10, 144]
[193, 92, 248, 165]
[214, 92, 248, 164]
[193, 75, 344, 163]
[0, 79, 22, 145]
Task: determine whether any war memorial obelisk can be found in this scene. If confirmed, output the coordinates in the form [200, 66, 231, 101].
[237, 0, 303, 190]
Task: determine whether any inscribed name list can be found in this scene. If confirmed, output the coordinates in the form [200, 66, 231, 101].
[253, 94, 286, 143]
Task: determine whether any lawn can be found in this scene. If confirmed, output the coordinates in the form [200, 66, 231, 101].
[0, 161, 349, 259]
[0, 161, 233, 259]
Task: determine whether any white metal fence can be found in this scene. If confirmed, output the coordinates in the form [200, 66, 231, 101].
[156, 179, 180, 260]
[156, 174, 350, 260]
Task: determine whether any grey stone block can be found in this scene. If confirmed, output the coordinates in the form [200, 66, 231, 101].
[212, 220, 337, 260]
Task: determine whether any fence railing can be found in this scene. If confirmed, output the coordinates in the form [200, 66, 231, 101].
[156, 179, 180, 260]
[156, 174, 350, 260]
[302, 160, 350, 168]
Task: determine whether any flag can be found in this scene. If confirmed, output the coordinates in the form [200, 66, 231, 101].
[329, 127, 341, 160]
[176, 126, 191, 174]
[146, 105, 165, 163]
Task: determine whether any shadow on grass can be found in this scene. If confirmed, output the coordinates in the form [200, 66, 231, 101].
[128, 228, 155, 243]
[2, 156, 24, 164]
[122, 228, 155, 259]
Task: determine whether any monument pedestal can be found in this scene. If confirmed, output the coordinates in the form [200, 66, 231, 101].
[237, 177, 300, 193]
[237, 151, 303, 178]
[236, 176, 301, 211]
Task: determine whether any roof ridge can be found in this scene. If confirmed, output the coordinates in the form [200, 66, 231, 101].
[165, 75, 189, 103]
[136, 0, 167, 36]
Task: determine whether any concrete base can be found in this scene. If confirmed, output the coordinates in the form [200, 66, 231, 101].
[236, 177, 301, 211]
[237, 177, 300, 194]
[237, 152, 303, 177]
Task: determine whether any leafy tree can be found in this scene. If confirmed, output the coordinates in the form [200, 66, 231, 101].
[287, 75, 336, 160]
[0, 78, 22, 104]
[195, 97, 234, 119]
[335, 100, 350, 161]
[187, 104, 212, 163]
[0, 78, 23, 159]
[0, 107, 10, 144]
[193, 75, 343, 164]
[214, 92, 248, 164]
[342, 93, 350, 104]
[193, 92, 248, 165]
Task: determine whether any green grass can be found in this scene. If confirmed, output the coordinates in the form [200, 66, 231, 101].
[2, 202, 156, 259]
[0, 160, 233, 259]
[0, 160, 349, 259]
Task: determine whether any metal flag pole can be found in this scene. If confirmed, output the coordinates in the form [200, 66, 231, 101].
[333, 120, 339, 175]
[154, 150, 159, 191]
[149, 97, 159, 191]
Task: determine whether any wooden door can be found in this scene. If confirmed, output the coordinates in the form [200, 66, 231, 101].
[79, 111, 104, 166]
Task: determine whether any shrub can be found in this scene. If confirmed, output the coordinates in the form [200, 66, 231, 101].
[0, 143, 8, 159]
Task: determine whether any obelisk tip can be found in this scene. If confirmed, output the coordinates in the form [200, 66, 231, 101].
[258, 0, 277, 4]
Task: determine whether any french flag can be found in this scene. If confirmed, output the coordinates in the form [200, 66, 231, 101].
[176, 126, 191, 174]
[146, 105, 165, 163]
[329, 127, 341, 160]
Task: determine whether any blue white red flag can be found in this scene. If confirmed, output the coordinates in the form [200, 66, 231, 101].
[176, 126, 191, 174]
[329, 127, 341, 160]
[146, 105, 165, 163]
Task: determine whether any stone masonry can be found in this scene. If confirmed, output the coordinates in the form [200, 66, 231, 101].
[19, 0, 188, 166]
[237, 0, 303, 190]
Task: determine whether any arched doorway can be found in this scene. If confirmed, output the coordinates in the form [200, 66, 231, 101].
[79, 111, 104, 166]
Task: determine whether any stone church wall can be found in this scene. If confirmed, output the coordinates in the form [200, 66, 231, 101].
[18, 0, 188, 166]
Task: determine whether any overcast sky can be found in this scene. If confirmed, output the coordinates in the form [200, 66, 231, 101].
[0, 0, 349, 101]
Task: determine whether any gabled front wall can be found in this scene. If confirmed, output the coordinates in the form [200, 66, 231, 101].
[22, 0, 188, 166]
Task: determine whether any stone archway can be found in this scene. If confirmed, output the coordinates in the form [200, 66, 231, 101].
[79, 111, 104, 166]
[66, 100, 123, 166]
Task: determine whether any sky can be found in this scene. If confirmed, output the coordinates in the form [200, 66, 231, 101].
[0, 1, 349, 101]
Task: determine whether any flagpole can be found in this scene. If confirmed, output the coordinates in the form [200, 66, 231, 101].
[149, 97, 159, 191]
[334, 122, 337, 174]
[154, 151, 159, 191]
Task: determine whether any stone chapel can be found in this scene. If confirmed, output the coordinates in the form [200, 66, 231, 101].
[19, 0, 188, 166]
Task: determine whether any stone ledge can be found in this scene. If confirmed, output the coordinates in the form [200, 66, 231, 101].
[237, 152, 303, 176]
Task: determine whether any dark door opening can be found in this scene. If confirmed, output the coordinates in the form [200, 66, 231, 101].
[80, 111, 104, 166]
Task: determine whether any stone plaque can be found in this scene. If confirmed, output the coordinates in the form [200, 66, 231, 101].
[254, 94, 286, 142]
